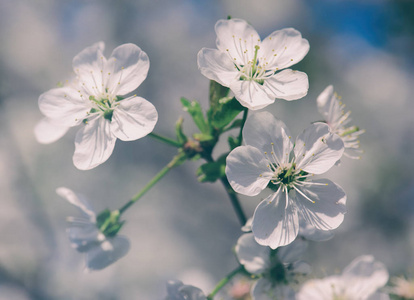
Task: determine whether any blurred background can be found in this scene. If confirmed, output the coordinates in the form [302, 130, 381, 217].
[0, 0, 413, 299]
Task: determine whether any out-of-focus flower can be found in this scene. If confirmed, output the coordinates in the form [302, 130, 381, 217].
[57, 187, 130, 271]
[226, 111, 346, 249]
[389, 277, 414, 299]
[165, 280, 207, 300]
[35, 42, 158, 170]
[228, 279, 252, 300]
[198, 18, 309, 110]
[297, 255, 389, 300]
[317, 85, 365, 159]
[235, 233, 309, 300]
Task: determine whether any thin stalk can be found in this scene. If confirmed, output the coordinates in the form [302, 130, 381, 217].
[207, 266, 244, 300]
[237, 108, 248, 146]
[220, 177, 247, 226]
[119, 152, 185, 214]
[149, 132, 181, 147]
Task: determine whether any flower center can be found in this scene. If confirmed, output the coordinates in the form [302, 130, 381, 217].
[87, 94, 118, 122]
[238, 45, 266, 85]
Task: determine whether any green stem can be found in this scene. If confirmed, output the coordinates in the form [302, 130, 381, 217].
[149, 132, 182, 147]
[119, 152, 185, 214]
[220, 177, 247, 226]
[237, 108, 248, 147]
[207, 266, 244, 300]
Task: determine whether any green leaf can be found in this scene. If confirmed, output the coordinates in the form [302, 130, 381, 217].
[209, 97, 244, 129]
[193, 133, 214, 142]
[209, 80, 229, 107]
[196, 155, 227, 182]
[175, 117, 187, 144]
[228, 136, 239, 150]
[180, 97, 209, 134]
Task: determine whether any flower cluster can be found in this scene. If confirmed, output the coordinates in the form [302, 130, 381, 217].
[32, 16, 390, 300]
[226, 111, 346, 249]
[35, 42, 158, 170]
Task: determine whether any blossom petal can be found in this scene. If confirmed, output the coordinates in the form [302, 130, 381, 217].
[166, 280, 207, 300]
[215, 18, 260, 64]
[66, 222, 103, 252]
[34, 118, 69, 144]
[111, 96, 158, 141]
[260, 28, 309, 70]
[295, 179, 346, 231]
[230, 80, 275, 110]
[105, 43, 150, 95]
[252, 278, 296, 300]
[73, 118, 117, 170]
[252, 190, 299, 249]
[197, 48, 238, 87]
[342, 255, 389, 300]
[38, 87, 90, 127]
[263, 69, 309, 101]
[85, 236, 130, 271]
[294, 123, 344, 174]
[225, 145, 272, 196]
[243, 111, 292, 164]
[297, 276, 342, 300]
[316, 85, 343, 127]
[277, 237, 307, 264]
[72, 42, 106, 92]
[299, 218, 334, 242]
[235, 233, 270, 275]
[56, 187, 96, 220]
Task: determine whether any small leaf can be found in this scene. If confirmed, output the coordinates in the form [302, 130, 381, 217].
[196, 155, 227, 182]
[175, 117, 187, 144]
[180, 97, 209, 134]
[209, 97, 244, 129]
[193, 133, 214, 142]
[228, 136, 239, 150]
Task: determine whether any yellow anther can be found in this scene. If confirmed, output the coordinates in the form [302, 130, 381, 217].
[284, 46, 287, 49]
[269, 37, 272, 40]
[288, 136, 291, 139]
[264, 152, 267, 155]
[291, 59, 293, 61]
[259, 174, 262, 177]
[271, 142, 274, 145]
[100, 70, 103, 73]
[271, 152, 274, 155]
[108, 72, 111, 75]
[121, 67, 124, 69]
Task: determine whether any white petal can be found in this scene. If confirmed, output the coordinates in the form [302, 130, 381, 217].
[38, 87, 90, 127]
[56, 187, 96, 220]
[297, 276, 343, 300]
[235, 233, 271, 275]
[230, 80, 275, 110]
[316, 85, 342, 127]
[73, 118, 117, 170]
[85, 236, 130, 271]
[342, 255, 389, 300]
[105, 43, 150, 95]
[252, 278, 296, 300]
[166, 280, 207, 300]
[263, 69, 309, 101]
[34, 118, 69, 144]
[225, 145, 272, 196]
[295, 179, 346, 231]
[72, 42, 105, 91]
[294, 123, 344, 174]
[367, 293, 390, 300]
[111, 96, 158, 141]
[197, 48, 238, 87]
[260, 28, 309, 70]
[277, 237, 307, 264]
[299, 218, 334, 242]
[243, 111, 292, 164]
[252, 190, 299, 249]
[215, 18, 260, 65]
[66, 223, 102, 252]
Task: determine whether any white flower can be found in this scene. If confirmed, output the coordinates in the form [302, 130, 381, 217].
[317, 85, 365, 159]
[35, 42, 158, 170]
[197, 18, 309, 110]
[226, 111, 346, 249]
[235, 233, 309, 300]
[165, 280, 207, 300]
[297, 255, 390, 300]
[56, 187, 130, 271]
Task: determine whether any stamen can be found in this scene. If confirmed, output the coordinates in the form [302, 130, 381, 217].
[293, 186, 315, 203]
